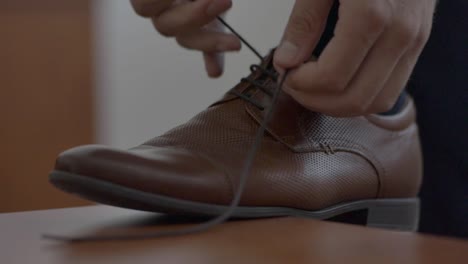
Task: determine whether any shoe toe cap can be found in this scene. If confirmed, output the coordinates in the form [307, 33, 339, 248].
[54, 145, 232, 204]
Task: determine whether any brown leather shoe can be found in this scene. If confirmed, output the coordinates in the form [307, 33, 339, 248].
[50, 54, 423, 231]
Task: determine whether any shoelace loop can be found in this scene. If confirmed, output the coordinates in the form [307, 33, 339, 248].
[231, 65, 279, 110]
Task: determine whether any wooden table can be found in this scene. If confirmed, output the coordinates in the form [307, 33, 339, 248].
[1, 206, 467, 264]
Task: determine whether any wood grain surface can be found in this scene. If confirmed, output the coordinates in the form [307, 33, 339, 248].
[1, 206, 467, 264]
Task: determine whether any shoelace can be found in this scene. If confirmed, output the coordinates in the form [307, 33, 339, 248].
[218, 18, 279, 110]
[230, 65, 278, 110]
[43, 16, 289, 242]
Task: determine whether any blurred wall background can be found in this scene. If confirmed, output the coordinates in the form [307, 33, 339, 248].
[93, 0, 292, 148]
[0, 0, 293, 212]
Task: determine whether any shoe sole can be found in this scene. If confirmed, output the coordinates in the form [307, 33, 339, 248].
[49, 170, 420, 231]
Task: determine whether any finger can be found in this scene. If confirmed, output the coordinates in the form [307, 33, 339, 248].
[274, 0, 333, 69]
[368, 23, 431, 113]
[131, 0, 175, 17]
[283, 87, 356, 117]
[284, 0, 390, 94]
[203, 52, 224, 78]
[337, 16, 417, 112]
[284, 85, 378, 117]
[200, 14, 232, 77]
[152, 0, 232, 37]
[176, 30, 241, 52]
[284, 24, 425, 117]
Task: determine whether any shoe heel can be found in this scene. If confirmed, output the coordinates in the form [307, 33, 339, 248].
[366, 198, 420, 231]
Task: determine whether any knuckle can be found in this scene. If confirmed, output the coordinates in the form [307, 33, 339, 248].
[157, 28, 173, 37]
[363, 3, 391, 30]
[131, 0, 154, 17]
[352, 30, 377, 48]
[393, 21, 418, 46]
[175, 36, 188, 48]
[414, 27, 431, 48]
[288, 9, 322, 36]
[152, 20, 174, 37]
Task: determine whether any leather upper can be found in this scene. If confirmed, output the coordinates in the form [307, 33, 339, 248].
[55, 54, 423, 210]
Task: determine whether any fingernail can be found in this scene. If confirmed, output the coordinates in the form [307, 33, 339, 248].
[275, 41, 299, 65]
[206, 0, 232, 17]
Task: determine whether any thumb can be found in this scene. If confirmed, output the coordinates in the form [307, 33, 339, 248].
[275, 0, 333, 69]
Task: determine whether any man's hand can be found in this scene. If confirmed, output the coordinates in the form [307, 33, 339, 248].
[274, 0, 437, 116]
[130, 0, 240, 78]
